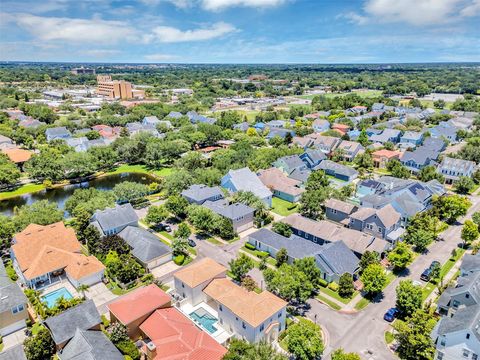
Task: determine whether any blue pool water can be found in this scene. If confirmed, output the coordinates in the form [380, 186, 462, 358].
[41, 287, 73, 308]
[189, 308, 218, 334]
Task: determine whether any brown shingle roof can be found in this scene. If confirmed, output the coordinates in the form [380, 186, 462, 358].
[174, 258, 227, 288]
[203, 278, 286, 327]
[2, 148, 32, 163]
[324, 198, 356, 214]
[258, 168, 304, 197]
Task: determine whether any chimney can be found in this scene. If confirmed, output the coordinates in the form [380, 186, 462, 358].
[145, 341, 156, 359]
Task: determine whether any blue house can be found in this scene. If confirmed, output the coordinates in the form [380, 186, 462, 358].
[400, 148, 439, 173]
[400, 131, 423, 146]
[300, 149, 326, 169]
[45, 127, 72, 142]
[429, 122, 459, 143]
[369, 129, 402, 144]
[221, 167, 273, 207]
[266, 128, 295, 139]
[316, 160, 358, 182]
[253, 122, 266, 131]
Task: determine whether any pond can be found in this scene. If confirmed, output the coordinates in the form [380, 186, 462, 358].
[0, 172, 154, 217]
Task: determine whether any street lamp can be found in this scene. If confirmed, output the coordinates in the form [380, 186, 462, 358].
[314, 314, 317, 324]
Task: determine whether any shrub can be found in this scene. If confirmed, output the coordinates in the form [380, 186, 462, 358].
[319, 279, 328, 287]
[245, 242, 256, 250]
[5, 260, 18, 281]
[257, 251, 269, 258]
[116, 340, 140, 360]
[174, 254, 185, 265]
[141, 274, 154, 284]
[101, 315, 110, 328]
[287, 203, 297, 210]
[328, 282, 339, 292]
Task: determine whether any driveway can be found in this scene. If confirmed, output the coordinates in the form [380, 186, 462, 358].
[307, 194, 480, 359]
[85, 283, 118, 314]
[1, 329, 26, 351]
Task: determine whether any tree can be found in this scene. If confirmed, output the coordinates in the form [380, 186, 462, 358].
[461, 220, 479, 248]
[229, 254, 254, 281]
[395, 280, 422, 318]
[472, 211, 480, 227]
[433, 99, 446, 109]
[293, 257, 322, 289]
[0, 215, 15, 249]
[299, 187, 330, 220]
[165, 195, 189, 218]
[417, 165, 444, 183]
[357, 129, 369, 146]
[331, 349, 361, 360]
[360, 263, 387, 296]
[275, 248, 288, 267]
[145, 205, 169, 225]
[338, 273, 354, 298]
[186, 204, 216, 233]
[241, 276, 257, 291]
[108, 322, 129, 343]
[113, 181, 149, 203]
[387, 159, 410, 179]
[388, 242, 413, 270]
[23, 326, 56, 360]
[263, 263, 314, 303]
[354, 152, 374, 172]
[284, 318, 324, 360]
[172, 237, 189, 256]
[305, 170, 330, 190]
[0, 154, 21, 188]
[164, 170, 194, 195]
[174, 222, 191, 239]
[393, 310, 436, 360]
[24, 150, 64, 182]
[272, 222, 292, 237]
[359, 251, 379, 272]
[455, 176, 475, 194]
[432, 194, 471, 224]
[223, 339, 288, 360]
[13, 200, 63, 231]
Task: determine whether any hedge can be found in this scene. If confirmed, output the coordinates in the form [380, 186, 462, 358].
[319, 279, 328, 288]
[245, 243, 256, 250]
[174, 254, 185, 265]
[116, 340, 140, 360]
[328, 282, 339, 292]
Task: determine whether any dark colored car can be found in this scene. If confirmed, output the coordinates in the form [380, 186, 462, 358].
[188, 239, 197, 247]
[164, 225, 172, 232]
[384, 308, 398, 322]
[421, 261, 441, 282]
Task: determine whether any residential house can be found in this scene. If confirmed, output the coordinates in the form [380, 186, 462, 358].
[90, 203, 139, 236]
[142, 116, 161, 126]
[258, 168, 304, 202]
[292, 136, 314, 149]
[432, 304, 480, 360]
[372, 149, 401, 168]
[347, 106, 368, 115]
[18, 118, 45, 129]
[336, 140, 364, 161]
[266, 120, 286, 128]
[92, 124, 121, 140]
[108, 284, 172, 338]
[332, 123, 350, 136]
[300, 149, 327, 169]
[324, 198, 357, 224]
[118, 226, 172, 270]
[0, 345, 27, 360]
[438, 157, 477, 184]
[221, 167, 273, 207]
[288, 168, 312, 183]
[203, 199, 255, 233]
[181, 184, 224, 205]
[356, 179, 383, 198]
[272, 155, 307, 175]
[166, 111, 183, 119]
[139, 307, 227, 360]
[44, 300, 101, 349]
[126, 122, 161, 138]
[234, 122, 250, 132]
[369, 129, 402, 144]
[11, 222, 105, 289]
[282, 214, 388, 256]
[0, 135, 13, 149]
[348, 204, 402, 240]
[1, 148, 32, 169]
[308, 134, 341, 155]
[45, 127, 72, 142]
[0, 261, 28, 336]
[312, 119, 330, 133]
[400, 131, 423, 147]
[314, 241, 360, 283]
[316, 160, 359, 182]
[460, 253, 480, 277]
[58, 328, 124, 360]
[430, 122, 459, 143]
[437, 272, 480, 316]
[423, 137, 447, 153]
[266, 128, 295, 139]
[400, 147, 439, 173]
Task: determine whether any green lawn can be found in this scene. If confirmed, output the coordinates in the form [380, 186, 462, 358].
[106, 164, 173, 178]
[108, 280, 145, 296]
[206, 237, 223, 245]
[354, 297, 370, 311]
[0, 183, 45, 200]
[440, 248, 465, 278]
[316, 294, 342, 310]
[159, 231, 174, 241]
[422, 282, 437, 301]
[241, 246, 277, 266]
[385, 331, 395, 344]
[271, 197, 298, 216]
[318, 286, 358, 305]
[296, 89, 383, 100]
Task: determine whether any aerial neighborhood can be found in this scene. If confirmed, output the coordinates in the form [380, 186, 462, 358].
[0, 59, 479, 360]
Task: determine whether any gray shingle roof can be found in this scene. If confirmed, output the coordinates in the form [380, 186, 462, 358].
[0, 262, 27, 313]
[118, 226, 172, 263]
[315, 241, 359, 276]
[92, 204, 138, 234]
[59, 329, 123, 360]
[44, 300, 101, 345]
[440, 157, 476, 175]
[0, 345, 27, 360]
[248, 228, 323, 259]
[223, 167, 272, 200]
[181, 184, 224, 204]
[316, 160, 358, 178]
[275, 155, 305, 171]
[461, 253, 480, 274]
[203, 200, 254, 220]
[436, 304, 480, 341]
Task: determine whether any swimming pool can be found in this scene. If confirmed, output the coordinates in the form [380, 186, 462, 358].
[41, 287, 73, 308]
[189, 307, 218, 334]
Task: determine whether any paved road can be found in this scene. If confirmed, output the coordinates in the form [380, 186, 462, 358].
[307, 195, 480, 359]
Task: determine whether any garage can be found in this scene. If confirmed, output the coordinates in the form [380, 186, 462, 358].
[1, 319, 26, 336]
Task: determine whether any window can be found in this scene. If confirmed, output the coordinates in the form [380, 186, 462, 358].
[242, 322, 246, 329]
[260, 324, 264, 332]
[466, 294, 470, 299]
[437, 352, 444, 360]
[453, 300, 460, 308]
[467, 333, 470, 339]
[12, 304, 24, 314]
[332, 209, 337, 214]
[219, 305, 223, 311]
[440, 338, 446, 346]
[181, 283, 184, 288]
[472, 354, 478, 360]
[464, 349, 470, 358]
[278, 312, 282, 318]
[235, 317, 238, 321]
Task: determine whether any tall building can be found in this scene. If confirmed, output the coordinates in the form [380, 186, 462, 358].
[96, 75, 142, 100]
[71, 67, 95, 75]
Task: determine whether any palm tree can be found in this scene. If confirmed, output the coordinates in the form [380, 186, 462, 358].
[77, 284, 90, 299]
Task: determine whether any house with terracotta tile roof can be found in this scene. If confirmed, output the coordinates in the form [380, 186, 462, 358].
[108, 284, 171, 338]
[140, 307, 227, 360]
[257, 167, 304, 202]
[174, 258, 287, 344]
[372, 149, 402, 168]
[10, 222, 105, 290]
[1, 148, 33, 168]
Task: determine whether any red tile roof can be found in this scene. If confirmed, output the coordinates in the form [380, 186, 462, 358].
[140, 307, 226, 360]
[108, 285, 171, 325]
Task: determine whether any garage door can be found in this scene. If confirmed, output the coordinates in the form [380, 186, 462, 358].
[1, 319, 26, 336]
[147, 255, 171, 270]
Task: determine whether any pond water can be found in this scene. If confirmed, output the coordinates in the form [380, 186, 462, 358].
[0, 172, 153, 217]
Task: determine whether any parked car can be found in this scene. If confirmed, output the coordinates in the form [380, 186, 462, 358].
[163, 225, 172, 232]
[420, 261, 441, 282]
[188, 239, 197, 247]
[384, 308, 398, 322]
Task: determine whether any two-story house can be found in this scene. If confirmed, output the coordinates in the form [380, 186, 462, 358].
[90, 203, 139, 236]
[308, 134, 341, 155]
[316, 160, 359, 182]
[273, 155, 307, 175]
[438, 157, 477, 184]
[399, 131, 424, 147]
[203, 199, 255, 233]
[0, 261, 28, 336]
[348, 204, 401, 240]
[45, 127, 72, 142]
[221, 167, 272, 207]
[312, 119, 330, 133]
[324, 198, 357, 224]
[336, 140, 365, 161]
[300, 149, 327, 169]
[258, 168, 304, 202]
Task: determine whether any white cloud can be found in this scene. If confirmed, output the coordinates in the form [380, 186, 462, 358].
[201, 0, 287, 11]
[341, 0, 480, 26]
[8, 13, 137, 44]
[149, 22, 236, 42]
[144, 53, 179, 61]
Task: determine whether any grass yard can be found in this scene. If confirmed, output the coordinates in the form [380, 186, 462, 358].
[241, 246, 277, 266]
[385, 331, 395, 344]
[159, 231, 174, 241]
[354, 297, 370, 311]
[319, 286, 358, 305]
[206, 237, 223, 245]
[439, 248, 465, 279]
[317, 294, 342, 310]
[422, 282, 437, 301]
[0, 183, 46, 200]
[106, 164, 173, 178]
[271, 197, 298, 216]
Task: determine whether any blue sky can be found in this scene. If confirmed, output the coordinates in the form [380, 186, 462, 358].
[1, 0, 479, 63]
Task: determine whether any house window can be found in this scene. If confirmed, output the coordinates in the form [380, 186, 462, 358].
[260, 324, 264, 332]
[236, 317, 238, 321]
[332, 209, 337, 214]
[219, 305, 223, 311]
[453, 300, 460, 308]
[472, 354, 478, 360]
[242, 322, 246, 329]
[12, 304, 24, 314]
[278, 312, 282, 318]
[467, 333, 470, 339]
[182, 283, 184, 288]
[437, 352, 444, 360]
[440, 338, 446, 346]
[466, 294, 470, 299]
[464, 349, 470, 358]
